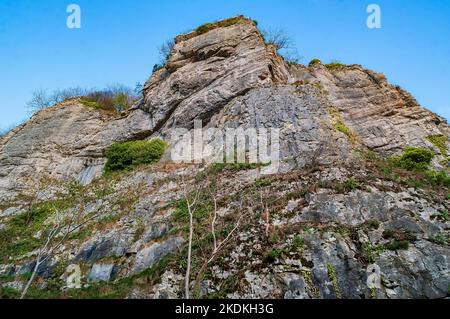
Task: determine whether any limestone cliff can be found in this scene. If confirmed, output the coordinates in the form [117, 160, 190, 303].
[0, 16, 449, 299]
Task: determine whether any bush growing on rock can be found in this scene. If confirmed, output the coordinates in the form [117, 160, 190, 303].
[426, 170, 450, 187]
[26, 84, 139, 114]
[80, 85, 138, 113]
[326, 60, 346, 71]
[195, 16, 243, 35]
[391, 147, 435, 171]
[386, 240, 410, 251]
[426, 134, 448, 156]
[104, 139, 167, 174]
[309, 58, 322, 66]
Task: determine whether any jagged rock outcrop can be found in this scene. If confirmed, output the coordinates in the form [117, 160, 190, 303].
[140, 18, 290, 133]
[311, 64, 450, 156]
[0, 16, 448, 299]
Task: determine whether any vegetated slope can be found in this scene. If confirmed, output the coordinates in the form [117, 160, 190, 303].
[0, 16, 449, 299]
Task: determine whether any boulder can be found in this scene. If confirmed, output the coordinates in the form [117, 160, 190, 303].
[88, 264, 115, 283]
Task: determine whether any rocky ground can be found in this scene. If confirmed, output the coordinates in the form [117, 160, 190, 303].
[0, 16, 449, 299]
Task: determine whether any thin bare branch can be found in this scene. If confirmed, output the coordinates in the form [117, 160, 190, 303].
[182, 177, 202, 299]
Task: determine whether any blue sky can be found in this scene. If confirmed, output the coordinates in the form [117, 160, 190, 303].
[1, 0, 449, 130]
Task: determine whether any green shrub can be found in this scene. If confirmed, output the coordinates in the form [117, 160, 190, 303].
[221, 17, 242, 27]
[329, 107, 357, 143]
[330, 177, 360, 193]
[362, 242, 385, 263]
[313, 82, 324, 91]
[254, 178, 273, 188]
[0, 287, 20, 299]
[0, 202, 56, 261]
[335, 121, 351, 136]
[382, 229, 395, 239]
[309, 58, 321, 66]
[292, 235, 305, 251]
[430, 233, 448, 245]
[152, 64, 164, 73]
[391, 147, 435, 171]
[172, 196, 211, 223]
[343, 177, 359, 191]
[196, 23, 214, 34]
[81, 88, 136, 113]
[437, 209, 449, 222]
[426, 135, 448, 156]
[326, 61, 346, 71]
[205, 162, 269, 176]
[195, 17, 242, 35]
[264, 249, 283, 263]
[367, 219, 380, 230]
[386, 240, 410, 251]
[104, 139, 167, 174]
[425, 170, 450, 186]
[327, 263, 342, 298]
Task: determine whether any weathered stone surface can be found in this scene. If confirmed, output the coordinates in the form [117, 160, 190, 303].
[294, 188, 444, 231]
[0, 207, 23, 218]
[74, 229, 135, 263]
[0, 101, 154, 201]
[310, 64, 450, 158]
[142, 222, 169, 242]
[132, 237, 184, 275]
[140, 17, 290, 134]
[63, 264, 82, 289]
[307, 233, 366, 299]
[201, 85, 354, 172]
[377, 240, 450, 299]
[88, 264, 115, 283]
[229, 271, 281, 299]
[0, 264, 14, 276]
[150, 270, 184, 299]
[282, 273, 310, 299]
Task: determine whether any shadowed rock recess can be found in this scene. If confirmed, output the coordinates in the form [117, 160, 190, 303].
[0, 17, 449, 299]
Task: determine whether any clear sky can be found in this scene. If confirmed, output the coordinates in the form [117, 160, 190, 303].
[1, 0, 449, 131]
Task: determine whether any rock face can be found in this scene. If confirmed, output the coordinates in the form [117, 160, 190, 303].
[0, 100, 154, 201]
[312, 65, 450, 156]
[88, 264, 114, 283]
[132, 237, 184, 275]
[0, 16, 449, 299]
[140, 18, 289, 133]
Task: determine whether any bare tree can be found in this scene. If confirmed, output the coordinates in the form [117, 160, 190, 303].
[261, 28, 303, 64]
[134, 82, 144, 96]
[26, 87, 86, 114]
[159, 38, 175, 63]
[26, 84, 140, 115]
[49, 87, 88, 105]
[105, 83, 135, 97]
[282, 48, 303, 65]
[26, 89, 52, 114]
[193, 195, 249, 293]
[262, 28, 293, 50]
[182, 180, 202, 299]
